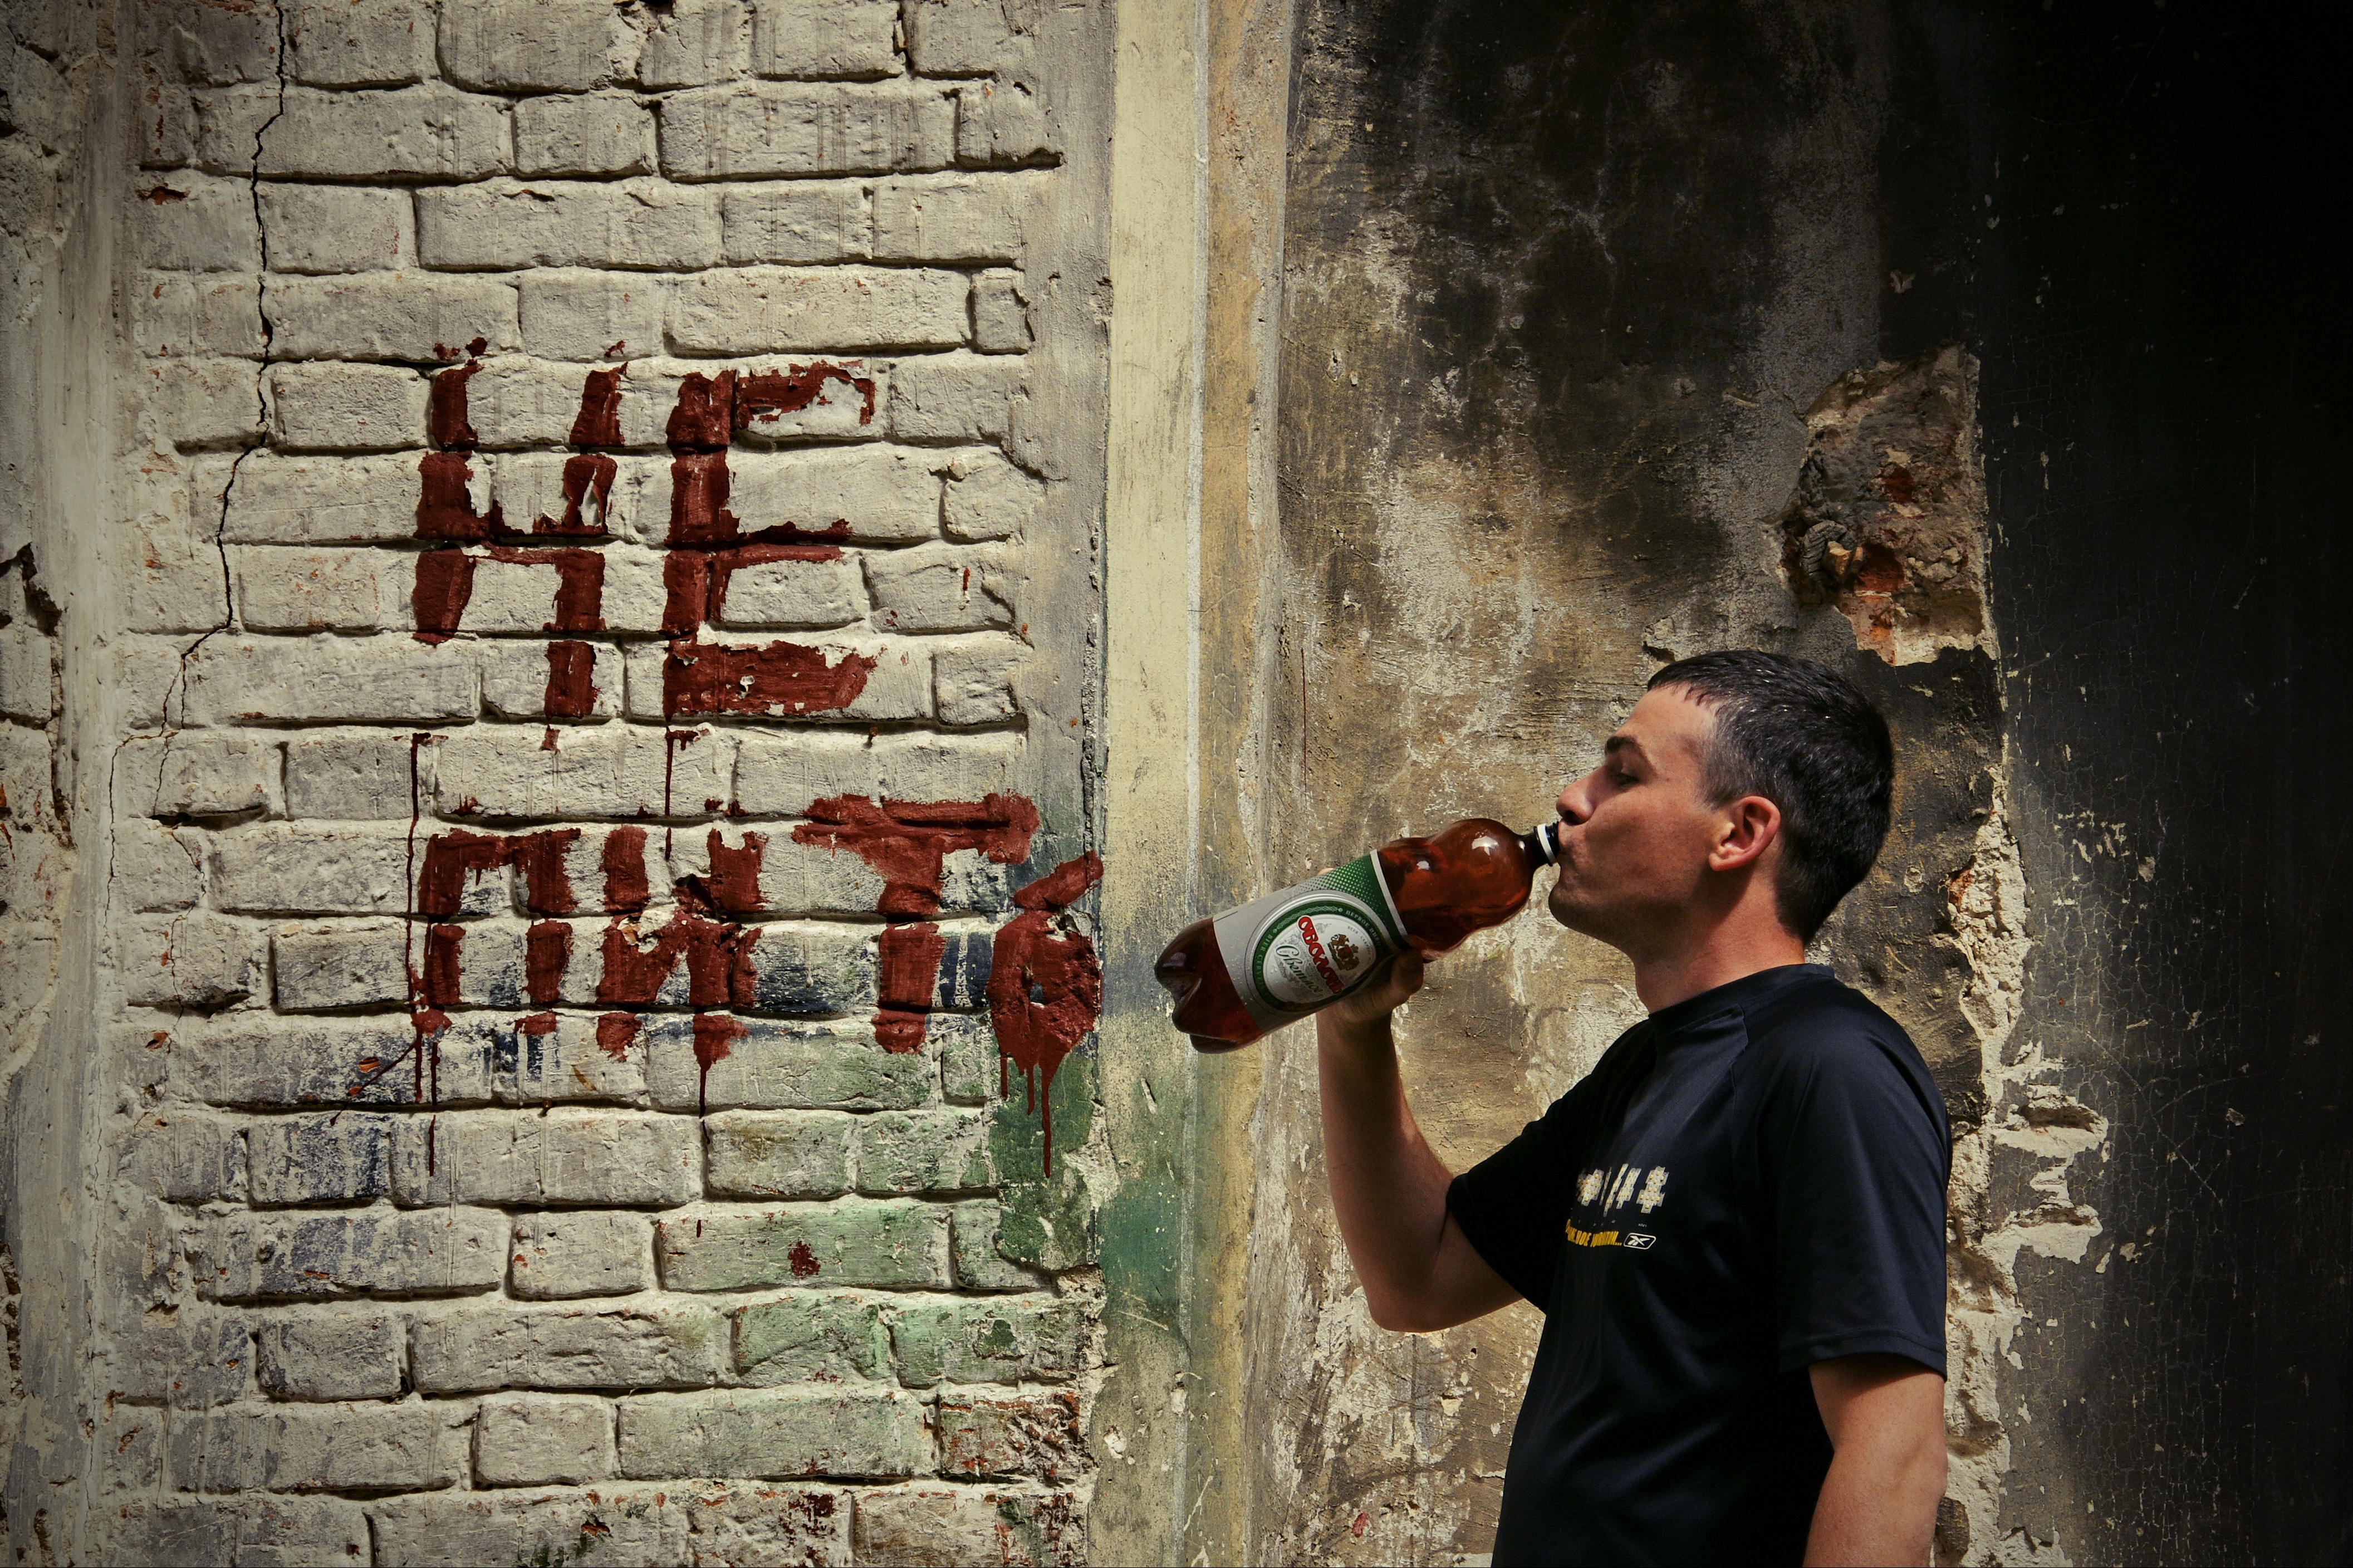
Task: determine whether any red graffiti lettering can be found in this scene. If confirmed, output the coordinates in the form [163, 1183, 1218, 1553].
[987, 852, 1105, 1175]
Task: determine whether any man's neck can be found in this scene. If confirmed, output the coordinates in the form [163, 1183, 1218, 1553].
[1630, 923, 1807, 1013]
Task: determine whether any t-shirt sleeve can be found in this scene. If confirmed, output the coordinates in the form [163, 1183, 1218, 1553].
[1759, 1021, 1951, 1376]
[1447, 1075, 1606, 1307]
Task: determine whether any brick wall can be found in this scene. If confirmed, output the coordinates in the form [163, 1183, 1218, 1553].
[97, 2, 1107, 1560]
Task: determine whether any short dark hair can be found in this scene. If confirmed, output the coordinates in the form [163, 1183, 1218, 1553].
[1646, 650, 1893, 939]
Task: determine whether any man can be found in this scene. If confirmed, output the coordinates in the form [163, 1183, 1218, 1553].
[1317, 650, 1949, 1567]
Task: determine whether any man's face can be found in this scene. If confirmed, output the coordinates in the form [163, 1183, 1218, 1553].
[1546, 685, 1737, 953]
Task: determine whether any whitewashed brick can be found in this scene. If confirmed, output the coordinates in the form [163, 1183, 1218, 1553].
[191, 1207, 508, 1300]
[256, 1308, 406, 1400]
[285, 0, 436, 86]
[167, 1400, 471, 1492]
[955, 76, 1058, 165]
[285, 729, 432, 819]
[705, 1110, 852, 1198]
[901, 0, 1034, 76]
[938, 1390, 1085, 1483]
[854, 1486, 1084, 1567]
[105, 1306, 255, 1406]
[267, 274, 520, 362]
[111, 1499, 370, 1568]
[934, 635, 1022, 726]
[232, 545, 401, 631]
[640, 0, 751, 89]
[440, 0, 641, 92]
[731, 728, 1016, 812]
[114, 819, 205, 911]
[714, 552, 865, 629]
[411, 1301, 729, 1391]
[514, 92, 655, 178]
[888, 351, 1024, 442]
[168, 1014, 495, 1109]
[509, 1211, 655, 1298]
[463, 356, 611, 448]
[856, 1108, 993, 1194]
[219, 452, 428, 544]
[514, 271, 670, 363]
[271, 919, 407, 1010]
[247, 1113, 394, 1203]
[179, 635, 476, 724]
[943, 450, 1043, 540]
[115, 731, 280, 817]
[949, 1199, 1047, 1291]
[640, 1016, 933, 1111]
[133, 271, 266, 358]
[670, 266, 968, 355]
[667, 825, 887, 913]
[476, 1395, 615, 1485]
[267, 361, 428, 452]
[391, 1110, 699, 1207]
[138, 80, 200, 167]
[148, 356, 263, 449]
[872, 171, 1040, 261]
[720, 180, 870, 264]
[972, 270, 1030, 351]
[481, 639, 624, 719]
[433, 723, 731, 819]
[867, 542, 1012, 631]
[140, 0, 282, 85]
[570, 914, 874, 1013]
[616, 1387, 930, 1479]
[727, 447, 942, 540]
[622, 635, 932, 722]
[242, 85, 510, 181]
[187, 84, 281, 171]
[137, 82, 198, 168]
[259, 183, 413, 273]
[750, 0, 901, 79]
[659, 81, 955, 180]
[119, 1108, 244, 1202]
[417, 178, 721, 271]
[643, 355, 888, 447]
[218, 821, 497, 915]
[656, 1200, 947, 1291]
[491, 1007, 649, 1104]
[365, 1483, 849, 1567]
[120, 913, 263, 1008]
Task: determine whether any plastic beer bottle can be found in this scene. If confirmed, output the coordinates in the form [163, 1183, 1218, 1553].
[1154, 819, 1563, 1051]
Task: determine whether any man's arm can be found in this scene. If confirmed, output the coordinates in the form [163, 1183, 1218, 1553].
[1804, 1354, 1947, 1567]
[1317, 953, 1522, 1333]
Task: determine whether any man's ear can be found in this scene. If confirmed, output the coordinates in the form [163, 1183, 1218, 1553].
[1709, 795, 1781, 872]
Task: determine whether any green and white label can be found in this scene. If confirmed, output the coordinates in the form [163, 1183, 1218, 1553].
[1211, 854, 1412, 1032]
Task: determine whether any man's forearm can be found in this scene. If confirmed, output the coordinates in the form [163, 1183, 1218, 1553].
[1804, 1358, 1947, 1566]
[1316, 1010, 1460, 1330]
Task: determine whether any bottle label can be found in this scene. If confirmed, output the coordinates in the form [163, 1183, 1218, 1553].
[1210, 853, 1412, 1032]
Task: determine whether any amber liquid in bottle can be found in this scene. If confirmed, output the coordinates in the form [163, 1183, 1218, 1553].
[1153, 818, 1562, 1051]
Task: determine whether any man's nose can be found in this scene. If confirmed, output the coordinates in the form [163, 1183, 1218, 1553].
[1556, 773, 1595, 826]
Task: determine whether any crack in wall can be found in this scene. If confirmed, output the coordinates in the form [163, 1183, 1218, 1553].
[159, 0, 286, 735]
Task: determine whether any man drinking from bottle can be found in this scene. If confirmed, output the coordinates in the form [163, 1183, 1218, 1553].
[1316, 649, 1948, 1567]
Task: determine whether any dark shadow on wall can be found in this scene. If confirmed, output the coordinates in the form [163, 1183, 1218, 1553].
[1883, 2, 2353, 1562]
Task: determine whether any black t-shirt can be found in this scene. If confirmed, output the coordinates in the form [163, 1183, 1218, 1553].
[1448, 964, 1950, 1567]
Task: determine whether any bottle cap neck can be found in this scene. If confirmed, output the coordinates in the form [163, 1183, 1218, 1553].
[1522, 821, 1563, 865]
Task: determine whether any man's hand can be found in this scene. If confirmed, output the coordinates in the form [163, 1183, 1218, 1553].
[1317, 952, 1520, 1334]
[1804, 1354, 1947, 1566]
[1326, 948, 1426, 1027]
